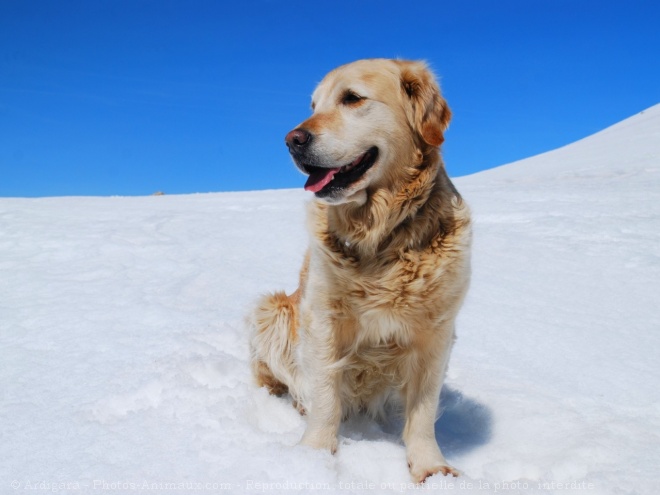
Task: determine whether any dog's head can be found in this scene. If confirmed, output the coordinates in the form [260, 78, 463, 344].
[285, 59, 451, 205]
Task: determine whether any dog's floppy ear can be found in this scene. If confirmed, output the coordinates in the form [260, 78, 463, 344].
[399, 61, 452, 147]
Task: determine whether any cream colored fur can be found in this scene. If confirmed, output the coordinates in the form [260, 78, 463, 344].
[248, 59, 471, 482]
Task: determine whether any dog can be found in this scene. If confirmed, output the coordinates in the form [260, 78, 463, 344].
[248, 58, 471, 482]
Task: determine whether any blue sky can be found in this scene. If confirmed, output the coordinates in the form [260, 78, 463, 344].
[1, 0, 659, 197]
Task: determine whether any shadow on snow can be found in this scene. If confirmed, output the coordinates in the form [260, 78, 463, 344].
[338, 385, 493, 459]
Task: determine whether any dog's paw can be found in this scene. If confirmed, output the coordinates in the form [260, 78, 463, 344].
[299, 430, 338, 454]
[407, 451, 459, 483]
[411, 463, 460, 483]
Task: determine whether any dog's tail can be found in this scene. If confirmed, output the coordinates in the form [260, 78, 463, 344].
[247, 291, 301, 402]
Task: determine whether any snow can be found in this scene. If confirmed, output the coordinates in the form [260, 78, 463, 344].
[2, 104, 660, 494]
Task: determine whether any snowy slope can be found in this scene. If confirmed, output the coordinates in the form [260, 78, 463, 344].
[2, 104, 659, 494]
[466, 104, 660, 184]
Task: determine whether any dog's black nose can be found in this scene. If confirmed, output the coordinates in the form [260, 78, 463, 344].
[285, 128, 312, 149]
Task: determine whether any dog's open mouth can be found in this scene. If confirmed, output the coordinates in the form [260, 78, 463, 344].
[302, 147, 378, 196]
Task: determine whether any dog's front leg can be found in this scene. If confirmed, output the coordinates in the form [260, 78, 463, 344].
[403, 328, 459, 482]
[299, 376, 341, 453]
[298, 320, 342, 454]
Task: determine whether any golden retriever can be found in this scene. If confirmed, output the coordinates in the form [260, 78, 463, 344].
[248, 58, 471, 482]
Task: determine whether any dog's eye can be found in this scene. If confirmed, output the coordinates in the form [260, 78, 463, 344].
[341, 91, 364, 105]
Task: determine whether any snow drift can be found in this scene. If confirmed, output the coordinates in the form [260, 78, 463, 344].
[1, 104, 659, 494]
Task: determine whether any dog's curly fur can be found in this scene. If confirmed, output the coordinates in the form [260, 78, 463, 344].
[248, 59, 471, 482]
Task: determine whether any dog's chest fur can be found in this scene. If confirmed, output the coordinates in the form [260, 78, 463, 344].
[306, 196, 471, 352]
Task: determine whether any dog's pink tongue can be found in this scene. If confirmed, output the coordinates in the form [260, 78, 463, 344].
[304, 167, 340, 192]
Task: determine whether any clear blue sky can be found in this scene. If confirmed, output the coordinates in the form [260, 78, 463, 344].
[1, 0, 659, 197]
